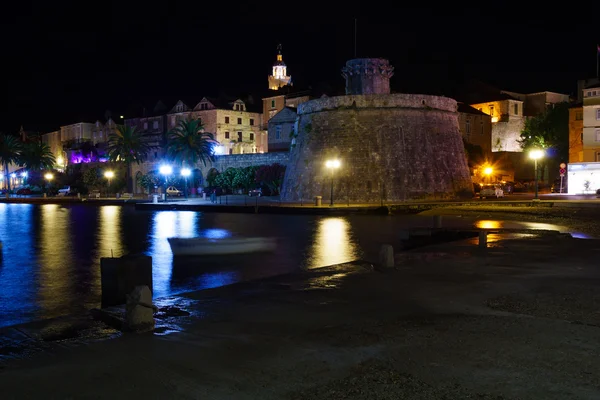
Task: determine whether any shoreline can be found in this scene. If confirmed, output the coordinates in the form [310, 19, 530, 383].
[2, 232, 600, 398]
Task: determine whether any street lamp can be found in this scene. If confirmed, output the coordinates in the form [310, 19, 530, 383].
[159, 164, 172, 202]
[44, 173, 53, 197]
[325, 159, 341, 206]
[21, 171, 28, 186]
[529, 149, 545, 200]
[104, 170, 114, 198]
[483, 167, 493, 184]
[181, 168, 191, 199]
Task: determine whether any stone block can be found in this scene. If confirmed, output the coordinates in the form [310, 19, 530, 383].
[100, 255, 153, 308]
[125, 285, 155, 333]
[378, 244, 394, 268]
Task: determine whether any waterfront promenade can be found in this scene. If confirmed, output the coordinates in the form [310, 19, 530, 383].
[1, 231, 600, 399]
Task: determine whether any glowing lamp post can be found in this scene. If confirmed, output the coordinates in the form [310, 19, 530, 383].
[44, 173, 53, 197]
[181, 168, 191, 199]
[159, 165, 172, 202]
[483, 167, 493, 184]
[529, 149, 545, 200]
[104, 170, 114, 197]
[325, 159, 341, 206]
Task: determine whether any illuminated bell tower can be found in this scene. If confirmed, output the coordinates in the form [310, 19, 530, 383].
[268, 44, 292, 90]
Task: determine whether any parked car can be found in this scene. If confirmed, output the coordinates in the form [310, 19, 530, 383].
[16, 188, 32, 195]
[248, 188, 262, 197]
[551, 179, 567, 193]
[166, 186, 182, 196]
[479, 184, 503, 199]
[57, 186, 71, 196]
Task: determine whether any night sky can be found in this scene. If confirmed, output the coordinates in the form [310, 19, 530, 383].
[2, 1, 599, 133]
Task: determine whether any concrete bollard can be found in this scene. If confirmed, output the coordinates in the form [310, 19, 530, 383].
[125, 285, 156, 333]
[478, 231, 488, 248]
[378, 244, 395, 268]
[100, 255, 153, 308]
[433, 215, 442, 228]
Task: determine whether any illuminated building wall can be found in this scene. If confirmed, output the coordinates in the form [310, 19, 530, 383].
[469, 99, 524, 152]
[457, 103, 492, 156]
[569, 105, 584, 163]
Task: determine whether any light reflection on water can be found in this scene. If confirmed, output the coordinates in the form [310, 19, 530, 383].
[0, 205, 592, 328]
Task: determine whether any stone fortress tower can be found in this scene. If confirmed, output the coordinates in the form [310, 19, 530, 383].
[280, 58, 473, 203]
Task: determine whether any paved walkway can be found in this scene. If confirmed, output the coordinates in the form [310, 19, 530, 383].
[1, 232, 600, 399]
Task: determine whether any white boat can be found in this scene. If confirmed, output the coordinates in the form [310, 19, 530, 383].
[167, 237, 277, 256]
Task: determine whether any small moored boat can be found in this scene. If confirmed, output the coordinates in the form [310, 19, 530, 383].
[167, 237, 277, 256]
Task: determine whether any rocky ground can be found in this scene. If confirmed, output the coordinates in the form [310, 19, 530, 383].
[1, 230, 600, 399]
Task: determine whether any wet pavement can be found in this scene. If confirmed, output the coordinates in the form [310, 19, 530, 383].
[1, 230, 600, 399]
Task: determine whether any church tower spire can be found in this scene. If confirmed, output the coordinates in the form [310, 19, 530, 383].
[268, 44, 292, 90]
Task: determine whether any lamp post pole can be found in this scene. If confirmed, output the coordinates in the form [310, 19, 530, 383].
[181, 168, 191, 199]
[325, 159, 341, 207]
[534, 158, 539, 200]
[330, 168, 334, 206]
[529, 149, 544, 201]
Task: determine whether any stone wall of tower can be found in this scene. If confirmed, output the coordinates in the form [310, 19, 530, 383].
[280, 94, 473, 203]
[341, 58, 394, 95]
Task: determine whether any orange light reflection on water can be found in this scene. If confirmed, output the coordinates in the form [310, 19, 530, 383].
[308, 217, 358, 269]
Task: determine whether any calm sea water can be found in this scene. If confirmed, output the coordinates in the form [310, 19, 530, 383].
[0, 203, 584, 328]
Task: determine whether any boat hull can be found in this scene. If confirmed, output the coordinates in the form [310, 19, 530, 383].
[167, 237, 277, 256]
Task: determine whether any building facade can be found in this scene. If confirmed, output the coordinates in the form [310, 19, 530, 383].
[457, 103, 492, 155]
[267, 107, 298, 152]
[40, 130, 66, 170]
[125, 101, 169, 163]
[60, 122, 94, 143]
[470, 95, 525, 152]
[568, 105, 584, 162]
[91, 118, 120, 145]
[581, 83, 600, 161]
[163, 97, 266, 155]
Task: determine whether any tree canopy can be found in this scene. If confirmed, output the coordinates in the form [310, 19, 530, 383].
[518, 103, 570, 161]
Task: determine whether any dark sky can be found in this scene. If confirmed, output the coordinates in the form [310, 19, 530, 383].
[1, 1, 598, 133]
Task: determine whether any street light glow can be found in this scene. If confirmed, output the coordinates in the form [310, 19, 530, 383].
[325, 159, 341, 169]
[44, 173, 53, 181]
[56, 156, 64, 166]
[159, 165, 173, 175]
[484, 167, 493, 175]
[21, 171, 28, 178]
[529, 149, 545, 160]
[104, 171, 114, 179]
[181, 168, 191, 177]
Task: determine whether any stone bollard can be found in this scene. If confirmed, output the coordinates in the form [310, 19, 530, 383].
[125, 285, 156, 333]
[378, 244, 395, 269]
[433, 215, 442, 228]
[100, 255, 153, 308]
[478, 231, 488, 248]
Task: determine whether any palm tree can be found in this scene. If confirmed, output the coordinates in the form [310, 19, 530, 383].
[0, 134, 22, 191]
[20, 141, 56, 171]
[167, 118, 215, 168]
[106, 125, 152, 192]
